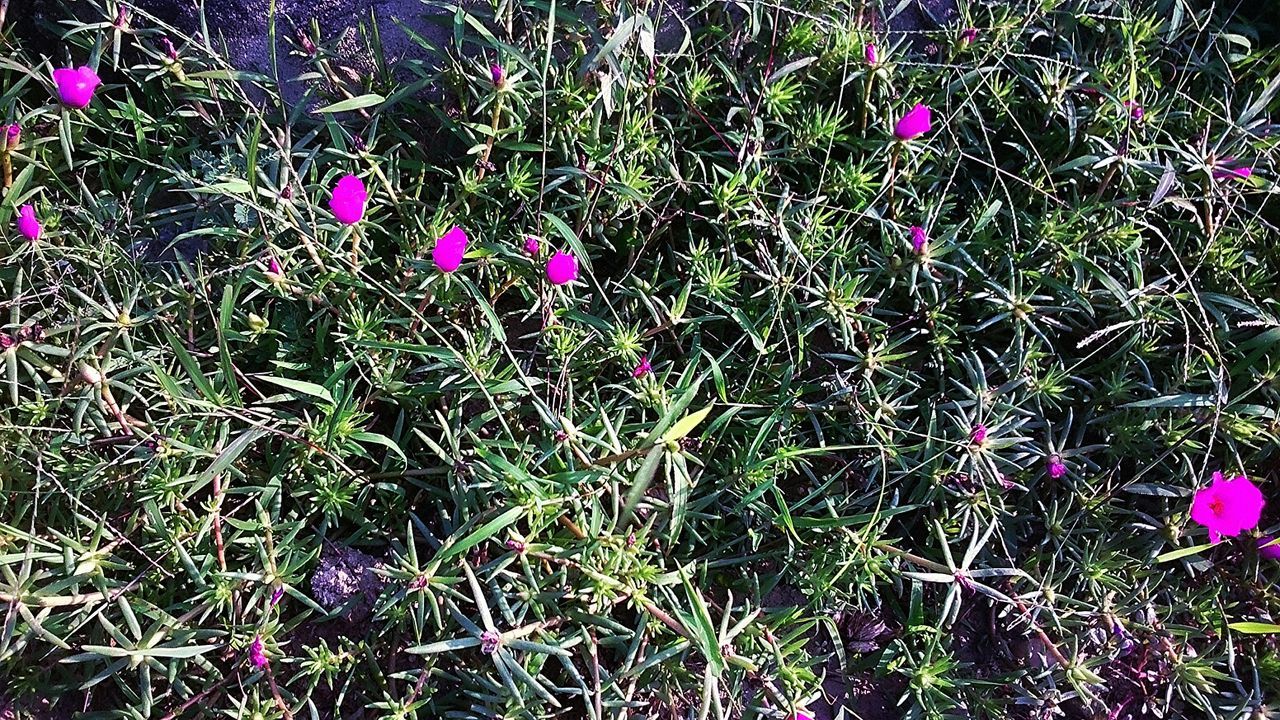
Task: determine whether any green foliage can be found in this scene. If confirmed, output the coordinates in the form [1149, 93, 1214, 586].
[2, 0, 1280, 718]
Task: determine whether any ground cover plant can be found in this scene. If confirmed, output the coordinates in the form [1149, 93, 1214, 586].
[2, 0, 1280, 718]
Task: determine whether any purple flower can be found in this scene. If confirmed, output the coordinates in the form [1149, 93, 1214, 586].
[16, 204, 41, 241]
[1047, 455, 1067, 479]
[1213, 160, 1254, 181]
[970, 423, 987, 445]
[1123, 100, 1143, 121]
[546, 251, 578, 285]
[505, 538, 527, 553]
[270, 586, 285, 606]
[433, 225, 468, 273]
[523, 235, 541, 256]
[265, 257, 283, 277]
[52, 66, 102, 109]
[249, 635, 268, 668]
[959, 27, 978, 44]
[632, 356, 652, 378]
[480, 629, 501, 654]
[909, 225, 928, 254]
[894, 104, 932, 141]
[491, 64, 506, 88]
[1258, 536, 1280, 560]
[161, 37, 178, 61]
[329, 174, 367, 224]
[865, 43, 878, 65]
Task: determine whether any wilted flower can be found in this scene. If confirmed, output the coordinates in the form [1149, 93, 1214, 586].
[433, 226, 468, 272]
[480, 629, 501, 654]
[894, 103, 932, 141]
[52, 66, 102, 109]
[249, 635, 268, 668]
[491, 64, 506, 88]
[970, 423, 987, 445]
[909, 225, 928, 254]
[547, 251, 578, 285]
[1046, 455, 1067, 479]
[523, 235, 541, 256]
[505, 538, 527, 553]
[1257, 536, 1280, 560]
[1123, 100, 1144, 121]
[865, 43, 878, 65]
[1191, 471, 1264, 543]
[16, 204, 41, 241]
[632, 356, 652, 378]
[960, 27, 978, 44]
[329, 174, 367, 224]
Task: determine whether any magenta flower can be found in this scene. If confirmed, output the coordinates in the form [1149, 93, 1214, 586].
[1123, 100, 1144, 121]
[161, 37, 179, 61]
[1191, 472, 1264, 543]
[432, 225, 468, 273]
[894, 104, 932, 141]
[1258, 536, 1280, 560]
[329, 174, 367, 224]
[909, 225, 928, 255]
[1046, 455, 1067, 479]
[249, 635, 268, 668]
[3, 123, 18, 150]
[16, 204, 41, 241]
[270, 586, 285, 606]
[546, 251, 578, 285]
[632, 356, 652, 378]
[265, 257, 283, 276]
[789, 712, 814, 720]
[491, 64, 506, 88]
[52, 66, 102, 109]
[865, 43, 878, 65]
[959, 27, 978, 44]
[523, 235, 541, 256]
[970, 423, 987, 445]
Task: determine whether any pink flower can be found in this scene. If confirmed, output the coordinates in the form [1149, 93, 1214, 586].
[894, 103, 932, 141]
[1191, 472, 1264, 543]
[546, 251, 578, 285]
[970, 423, 987, 445]
[52, 66, 102, 109]
[1046, 455, 1066, 479]
[433, 225, 468, 272]
[270, 586, 285, 606]
[329, 174, 367, 224]
[865, 43, 878, 65]
[265, 257, 283, 277]
[249, 635, 268, 668]
[909, 225, 928, 254]
[1123, 100, 1144, 121]
[16, 204, 41, 241]
[491, 64, 506, 87]
[161, 37, 178, 61]
[788, 712, 814, 720]
[959, 27, 978, 44]
[523, 235, 541, 256]
[632, 356, 652, 378]
[1258, 536, 1280, 560]
[3, 123, 18, 150]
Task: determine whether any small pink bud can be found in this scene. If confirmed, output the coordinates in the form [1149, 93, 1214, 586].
[970, 424, 987, 445]
[546, 251, 578, 285]
[433, 226, 468, 273]
[909, 225, 928, 255]
[505, 538, 527, 553]
[161, 37, 178, 61]
[1123, 100, 1144, 121]
[491, 64, 506, 88]
[865, 43, 878, 65]
[523, 235, 541, 256]
[3, 124, 19, 150]
[959, 27, 978, 44]
[1047, 455, 1067, 479]
[270, 586, 285, 606]
[249, 635, 268, 668]
[16, 204, 41, 241]
[52, 66, 102, 109]
[632, 356, 652, 378]
[266, 257, 283, 277]
[329, 174, 367, 224]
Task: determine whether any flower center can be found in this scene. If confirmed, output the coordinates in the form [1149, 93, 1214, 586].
[1209, 497, 1225, 516]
